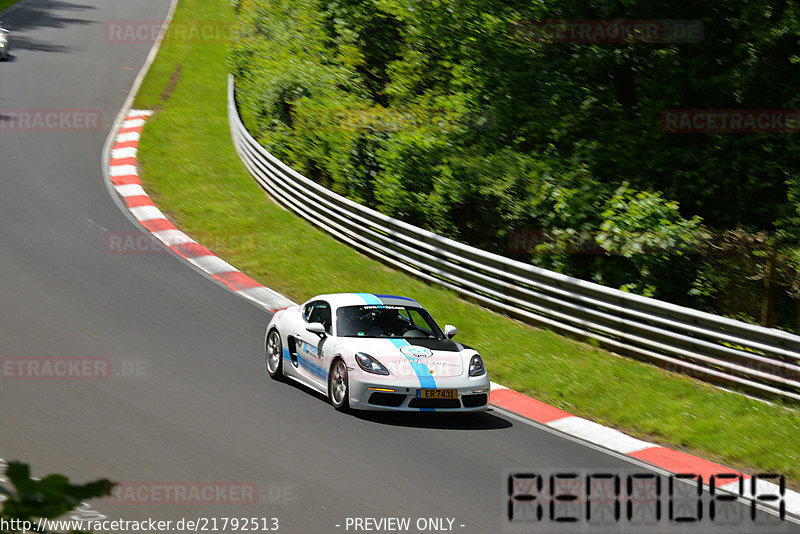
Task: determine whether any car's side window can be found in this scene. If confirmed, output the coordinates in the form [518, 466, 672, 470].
[305, 301, 332, 333]
[302, 302, 316, 322]
[409, 309, 434, 336]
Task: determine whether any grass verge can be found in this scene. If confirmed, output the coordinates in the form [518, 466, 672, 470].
[133, 0, 800, 485]
[0, 0, 18, 15]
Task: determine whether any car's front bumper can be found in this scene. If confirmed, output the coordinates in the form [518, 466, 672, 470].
[348, 372, 491, 412]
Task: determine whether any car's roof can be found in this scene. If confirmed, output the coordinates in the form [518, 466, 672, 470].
[308, 293, 423, 309]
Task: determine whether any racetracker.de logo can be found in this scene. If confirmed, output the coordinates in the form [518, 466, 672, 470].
[509, 230, 606, 255]
[292, 105, 457, 135]
[661, 110, 800, 133]
[104, 20, 234, 44]
[0, 109, 101, 132]
[509, 19, 703, 44]
[104, 232, 258, 255]
[1, 357, 112, 380]
[104, 232, 168, 255]
[107, 482, 259, 505]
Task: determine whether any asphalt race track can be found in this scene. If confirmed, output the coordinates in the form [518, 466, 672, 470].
[0, 1, 797, 533]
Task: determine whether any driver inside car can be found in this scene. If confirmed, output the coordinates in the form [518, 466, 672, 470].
[367, 309, 406, 337]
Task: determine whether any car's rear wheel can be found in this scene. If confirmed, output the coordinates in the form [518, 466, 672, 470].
[328, 359, 350, 411]
[265, 329, 283, 380]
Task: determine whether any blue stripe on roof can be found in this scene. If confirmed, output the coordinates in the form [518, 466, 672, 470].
[373, 294, 417, 302]
[354, 293, 383, 305]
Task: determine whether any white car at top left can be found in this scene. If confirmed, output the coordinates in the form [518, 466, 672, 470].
[0, 23, 9, 60]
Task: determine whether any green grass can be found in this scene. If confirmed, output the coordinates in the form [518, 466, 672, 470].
[0, 0, 17, 15]
[134, 0, 800, 486]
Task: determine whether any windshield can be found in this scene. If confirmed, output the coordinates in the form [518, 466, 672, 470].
[336, 305, 444, 339]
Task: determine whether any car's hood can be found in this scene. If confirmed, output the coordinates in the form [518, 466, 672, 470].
[341, 337, 466, 378]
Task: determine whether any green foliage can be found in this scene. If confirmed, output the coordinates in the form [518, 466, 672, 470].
[597, 183, 707, 297]
[0, 461, 113, 534]
[691, 230, 800, 329]
[230, 0, 800, 331]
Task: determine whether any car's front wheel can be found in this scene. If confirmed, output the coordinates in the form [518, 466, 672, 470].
[328, 359, 350, 411]
[265, 329, 283, 380]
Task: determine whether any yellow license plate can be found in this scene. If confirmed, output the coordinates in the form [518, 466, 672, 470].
[418, 389, 457, 399]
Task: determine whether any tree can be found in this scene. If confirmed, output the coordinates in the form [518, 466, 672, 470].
[1, 461, 112, 534]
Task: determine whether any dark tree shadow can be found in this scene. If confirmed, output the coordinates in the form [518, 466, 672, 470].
[2, 0, 97, 53]
[270, 374, 512, 430]
[352, 409, 513, 430]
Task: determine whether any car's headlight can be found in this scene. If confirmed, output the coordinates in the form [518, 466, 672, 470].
[468, 354, 485, 377]
[355, 352, 389, 375]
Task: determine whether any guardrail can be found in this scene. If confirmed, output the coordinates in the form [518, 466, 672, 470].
[227, 76, 800, 403]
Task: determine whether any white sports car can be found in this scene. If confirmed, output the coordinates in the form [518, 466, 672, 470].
[264, 293, 490, 412]
[0, 24, 9, 60]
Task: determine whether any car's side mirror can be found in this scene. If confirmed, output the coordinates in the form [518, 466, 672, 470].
[306, 322, 326, 337]
[444, 325, 457, 339]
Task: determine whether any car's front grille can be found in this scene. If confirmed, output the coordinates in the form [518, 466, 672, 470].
[368, 392, 406, 407]
[461, 393, 488, 407]
[408, 398, 461, 409]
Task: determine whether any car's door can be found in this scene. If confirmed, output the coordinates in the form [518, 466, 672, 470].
[294, 300, 331, 388]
